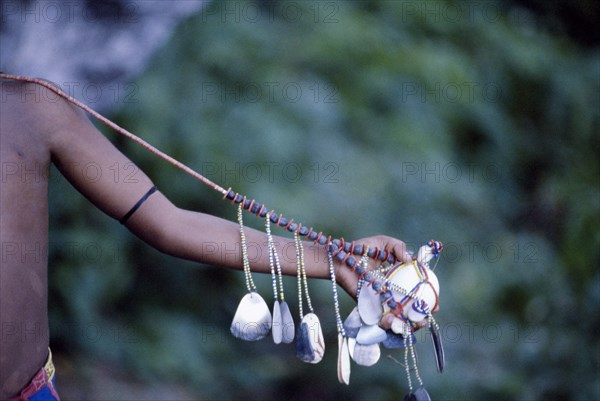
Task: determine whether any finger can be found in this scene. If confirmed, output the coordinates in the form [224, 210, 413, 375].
[386, 239, 411, 264]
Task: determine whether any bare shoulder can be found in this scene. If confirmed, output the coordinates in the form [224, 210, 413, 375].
[1, 78, 89, 143]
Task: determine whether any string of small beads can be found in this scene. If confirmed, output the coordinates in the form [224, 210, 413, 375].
[327, 250, 345, 336]
[237, 203, 256, 293]
[265, 213, 284, 301]
[294, 231, 314, 316]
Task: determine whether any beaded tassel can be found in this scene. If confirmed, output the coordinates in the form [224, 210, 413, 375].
[328, 250, 351, 385]
[238, 203, 256, 293]
[266, 213, 294, 344]
[295, 233, 325, 363]
[230, 203, 271, 341]
[295, 231, 314, 318]
[327, 250, 345, 337]
[265, 214, 281, 301]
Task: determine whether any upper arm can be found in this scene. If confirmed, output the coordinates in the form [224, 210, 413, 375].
[46, 95, 157, 221]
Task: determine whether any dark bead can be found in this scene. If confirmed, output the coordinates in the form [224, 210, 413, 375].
[354, 266, 365, 275]
[270, 213, 278, 223]
[354, 244, 363, 255]
[345, 256, 356, 268]
[332, 239, 341, 247]
[299, 226, 309, 236]
[259, 209, 267, 218]
[363, 273, 373, 282]
[307, 231, 318, 240]
[387, 298, 397, 309]
[387, 254, 395, 264]
[318, 236, 327, 245]
[377, 250, 387, 261]
[278, 218, 288, 227]
[373, 281, 382, 292]
[344, 242, 352, 252]
[328, 243, 338, 253]
[367, 248, 376, 258]
[288, 223, 298, 232]
[250, 204, 259, 214]
[243, 199, 252, 209]
[235, 194, 244, 203]
[335, 251, 346, 262]
[226, 190, 236, 200]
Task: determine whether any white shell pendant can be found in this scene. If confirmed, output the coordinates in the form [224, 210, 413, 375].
[231, 292, 272, 341]
[272, 301, 283, 344]
[337, 334, 351, 385]
[358, 283, 382, 325]
[356, 324, 387, 345]
[295, 313, 325, 364]
[279, 301, 295, 344]
[351, 342, 381, 367]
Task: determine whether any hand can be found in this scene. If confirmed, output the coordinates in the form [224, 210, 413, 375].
[334, 235, 412, 299]
[334, 235, 439, 331]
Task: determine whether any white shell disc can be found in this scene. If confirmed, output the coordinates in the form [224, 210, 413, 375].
[279, 301, 295, 344]
[230, 292, 272, 341]
[337, 334, 351, 385]
[356, 324, 387, 345]
[272, 300, 283, 344]
[358, 283, 382, 326]
[351, 343, 381, 367]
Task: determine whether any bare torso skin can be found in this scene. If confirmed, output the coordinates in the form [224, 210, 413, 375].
[0, 79, 412, 397]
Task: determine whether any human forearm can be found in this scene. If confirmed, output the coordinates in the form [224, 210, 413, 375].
[125, 192, 332, 279]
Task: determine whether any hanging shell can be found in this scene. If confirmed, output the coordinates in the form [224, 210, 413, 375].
[295, 313, 325, 364]
[351, 343, 381, 366]
[356, 324, 387, 345]
[430, 323, 445, 373]
[230, 292, 272, 341]
[358, 283, 382, 325]
[279, 301, 295, 344]
[272, 300, 283, 344]
[337, 334, 351, 385]
[403, 393, 417, 401]
[414, 387, 432, 401]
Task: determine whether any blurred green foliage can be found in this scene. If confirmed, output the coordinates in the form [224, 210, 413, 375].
[48, 1, 599, 400]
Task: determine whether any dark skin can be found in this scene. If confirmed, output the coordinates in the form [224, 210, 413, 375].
[0, 79, 419, 397]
